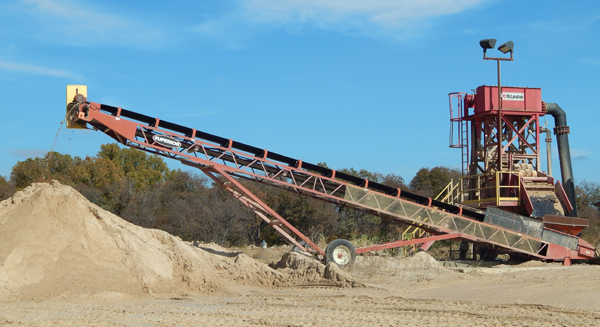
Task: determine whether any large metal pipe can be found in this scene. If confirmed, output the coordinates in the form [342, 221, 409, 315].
[545, 103, 577, 217]
[541, 127, 553, 176]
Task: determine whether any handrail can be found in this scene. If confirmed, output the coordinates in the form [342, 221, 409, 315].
[402, 179, 461, 254]
[435, 179, 461, 205]
[461, 171, 520, 206]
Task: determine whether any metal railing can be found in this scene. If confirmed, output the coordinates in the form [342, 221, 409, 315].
[401, 179, 461, 254]
[461, 171, 520, 206]
[435, 179, 462, 205]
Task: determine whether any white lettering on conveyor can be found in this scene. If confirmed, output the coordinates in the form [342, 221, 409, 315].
[153, 135, 181, 148]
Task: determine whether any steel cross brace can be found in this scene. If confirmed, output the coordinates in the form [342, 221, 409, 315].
[500, 115, 539, 154]
[200, 166, 325, 256]
[355, 233, 462, 254]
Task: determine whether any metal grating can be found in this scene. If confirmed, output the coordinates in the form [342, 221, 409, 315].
[541, 229, 578, 251]
[484, 207, 543, 239]
[344, 186, 541, 255]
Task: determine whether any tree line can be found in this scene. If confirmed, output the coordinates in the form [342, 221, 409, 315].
[1, 143, 599, 248]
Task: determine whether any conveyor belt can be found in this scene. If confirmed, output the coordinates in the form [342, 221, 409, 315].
[97, 103, 485, 221]
[66, 99, 596, 261]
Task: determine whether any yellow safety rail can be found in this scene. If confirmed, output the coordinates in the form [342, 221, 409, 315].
[461, 171, 520, 206]
[401, 179, 461, 253]
[435, 179, 461, 205]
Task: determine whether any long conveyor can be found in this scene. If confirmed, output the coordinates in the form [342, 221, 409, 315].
[66, 91, 596, 262]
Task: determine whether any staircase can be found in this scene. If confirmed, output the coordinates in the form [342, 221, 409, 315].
[401, 179, 462, 254]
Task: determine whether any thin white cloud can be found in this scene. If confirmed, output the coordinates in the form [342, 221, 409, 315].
[571, 148, 592, 161]
[15, 0, 166, 48]
[0, 60, 81, 79]
[551, 147, 593, 161]
[239, 0, 483, 37]
[188, 14, 253, 50]
[188, 0, 484, 47]
[242, 0, 482, 21]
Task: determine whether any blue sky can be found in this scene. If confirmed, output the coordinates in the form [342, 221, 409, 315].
[0, 0, 599, 185]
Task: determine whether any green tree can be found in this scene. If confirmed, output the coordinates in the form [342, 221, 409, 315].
[97, 143, 170, 190]
[10, 157, 47, 189]
[576, 181, 600, 246]
[337, 167, 406, 189]
[338, 167, 381, 182]
[381, 173, 407, 190]
[10, 152, 78, 189]
[409, 166, 461, 198]
[261, 185, 337, 244]
[72, 156, 124, 190]
[121, 170, 208, 238]
[0, 175, 14, 201]
[334, 167, 408, 241]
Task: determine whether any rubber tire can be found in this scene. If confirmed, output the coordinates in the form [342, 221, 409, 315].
[325, 239, 356, 267]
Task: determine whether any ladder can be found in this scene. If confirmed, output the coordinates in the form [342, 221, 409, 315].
[449, 92, 469, 177]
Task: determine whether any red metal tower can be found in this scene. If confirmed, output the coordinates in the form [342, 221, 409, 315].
[449, 39, 584, 237]
[461, 85, 546, 210]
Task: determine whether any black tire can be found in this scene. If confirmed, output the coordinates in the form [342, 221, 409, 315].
[325, 239, 356, 266]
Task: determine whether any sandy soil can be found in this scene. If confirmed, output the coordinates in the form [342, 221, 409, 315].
[2, 264, 599, 327]
[1, 182, 599, 326]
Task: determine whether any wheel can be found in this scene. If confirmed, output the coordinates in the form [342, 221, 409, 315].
[325, 239, 356, 266]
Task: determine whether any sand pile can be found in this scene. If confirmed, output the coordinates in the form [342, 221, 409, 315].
[273, 252, 362, 287]
[514, 260, 549, 268]
[352, 251, 443, 270]
[0, 181, 290, 301]
[348, 251, 449, 283]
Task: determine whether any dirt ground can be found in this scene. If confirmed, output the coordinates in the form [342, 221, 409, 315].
[2, 260, 600, 327]
[1, 182, 600, 326]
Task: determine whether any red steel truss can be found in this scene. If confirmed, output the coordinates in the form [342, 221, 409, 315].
[65, 95, 596, 262]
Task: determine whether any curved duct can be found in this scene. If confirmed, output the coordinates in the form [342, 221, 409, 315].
[545, 103, 577, 217]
